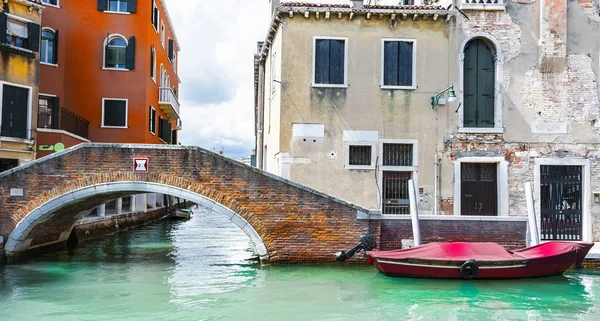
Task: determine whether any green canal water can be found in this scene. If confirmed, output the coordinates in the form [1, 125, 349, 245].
[1, 208, 600, 321]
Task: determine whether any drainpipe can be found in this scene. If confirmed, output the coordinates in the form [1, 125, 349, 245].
[408, 179, 421, 246]
[525, 182, 540, 246]
[256, 56, 266, 170]
[434, 154, 439, 216]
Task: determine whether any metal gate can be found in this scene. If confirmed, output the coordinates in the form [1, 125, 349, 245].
[540, 165, 583, 241]
[382, 171, 411, 214]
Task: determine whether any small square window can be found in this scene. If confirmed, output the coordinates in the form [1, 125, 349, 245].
[103, 99, 127, 127]
[383, 143, 413, 167]
[345, 143, 375, 170]
[149, 106, 156, 134]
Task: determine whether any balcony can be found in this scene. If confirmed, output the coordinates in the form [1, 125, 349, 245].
[38, 107, 90, 140]
[460, 0, 505, 10]
[158, 87, 181, 120]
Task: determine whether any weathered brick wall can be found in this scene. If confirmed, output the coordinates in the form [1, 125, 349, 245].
[380, 219, 527, 251]
[0, 144, 379, 263]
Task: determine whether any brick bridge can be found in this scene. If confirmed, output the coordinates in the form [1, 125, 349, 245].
[0, 144, 528, 263]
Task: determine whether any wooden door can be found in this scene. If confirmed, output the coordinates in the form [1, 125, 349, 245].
[461, 163, 497, 216]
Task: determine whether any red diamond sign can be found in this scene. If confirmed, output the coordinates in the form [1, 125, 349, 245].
[133, 158, 149, 173]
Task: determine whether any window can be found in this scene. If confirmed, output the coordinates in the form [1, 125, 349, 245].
[108, 0, 128, 13]
[38, 95, 59, 129]
[150, 46, 156, 81]
[382, 39, 416, 88]
[152, 2, 160, 31]
[1, 16, 40, 52]
[159, 64, 165, 86]
[42, 0, 59, 7]
[313, 37, 347, 86]
[1, 83, 30, 139]
[171, 129, 178, 145]
[41, 29, 57, 64]
[382, 143, 413, 166]
[271, 52, 277, 96]
[463, 38, 496, 128]
[157, 117, 171, 143]
[149, 106, 156, 134]
[104, 35, 135, 70]
[160, 22, 165, 47]
[349, 145, 372, 166]
[172, 52, 177, 73]
[102, 99, 127, 128]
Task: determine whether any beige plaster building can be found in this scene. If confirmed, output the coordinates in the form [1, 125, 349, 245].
[255, 0, 600, 242]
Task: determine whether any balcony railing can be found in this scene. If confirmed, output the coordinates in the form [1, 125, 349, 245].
[158, 87, 181, 120]
[38, 107, 90, 139]
[461, 0, 505, 10]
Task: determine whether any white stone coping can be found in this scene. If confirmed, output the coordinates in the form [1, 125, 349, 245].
[372, 214, 529, 222]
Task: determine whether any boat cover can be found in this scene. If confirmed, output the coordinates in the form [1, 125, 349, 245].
[366, 242, 592, 263]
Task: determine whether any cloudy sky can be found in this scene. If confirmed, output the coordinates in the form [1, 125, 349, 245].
[166, 0, 350, 159]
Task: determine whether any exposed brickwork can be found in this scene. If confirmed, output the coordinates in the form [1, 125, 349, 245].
[460, 10, 522, 63]
[380, 219, 527, 251]
[0, 144, 379, 263]
[540, 0, 568, 72]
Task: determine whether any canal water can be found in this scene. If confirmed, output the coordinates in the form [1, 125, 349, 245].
[1, 207, 600, 321]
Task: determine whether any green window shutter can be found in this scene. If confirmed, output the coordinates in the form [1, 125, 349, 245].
[168, 39, 174, 61]
[126, 36, 136, 70]
[97, 0, 107, 11]
[314, 39, 330, 84]
[28, 23, 41, 52]
[463, 41, 478, 127]
[53, 30, 59, 64]
[329, 39, 345, 85]
[0, 13, 7, 44]
[128, 0, 137, 13]
[476, 41, 495, 127]
[398, 41, 413, 87]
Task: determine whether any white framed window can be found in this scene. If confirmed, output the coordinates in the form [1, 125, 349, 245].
[150, 45, 156, 82]
[312, 36, 348, 88]
[102, 98, 128, 128]
[381, 38, 417, 89]
[160, 64, 165, 86]
[41, 28, 57, 65]
[149, 106, 156, 134]
[160, 22, 165, 48]
[151, 1, 160, 32]
[106, 0, 129, 13]
[4, 16, 39, 52]
[103, 34, 128, 70]
[0, 81, 33, 140]
[343, 130, 378, 170]
[42, 0, 60, 8]
[377, 139, 419, 214]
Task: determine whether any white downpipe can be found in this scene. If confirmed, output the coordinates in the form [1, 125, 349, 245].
[434, 155, 438, 216]
[408, 179, 421, 246]
[525, 182, 540, 246]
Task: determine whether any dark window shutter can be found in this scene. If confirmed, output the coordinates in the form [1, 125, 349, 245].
[171, 129, 177, 144]
[477, 40, 495, 127]
[463, 41, 478, 127]
[97, 0, 107, 11]
[0, 13, 7, 44]
[53, 29, 59, 64]
[126, 36, 135, 70]
[329, 40, 345, 85]
[128, 0, 137, 13]
[384, 41, 399, 86]
[398, 41, 413, 86]
[104, 100, 126, 127]
[168, 39, 174, 61]
[314, 39, 330, 84]
[150, 46, 154, 77]
[52, 97, 60, 129]
[28, 23, 40, 52]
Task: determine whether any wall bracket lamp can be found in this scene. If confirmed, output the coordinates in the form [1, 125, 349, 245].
[431, 84, 456, 109]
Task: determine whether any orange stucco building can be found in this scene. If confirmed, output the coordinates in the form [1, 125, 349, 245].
[37, 0, 181, 158]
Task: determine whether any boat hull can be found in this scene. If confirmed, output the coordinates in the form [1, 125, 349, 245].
[369, 242, 593, 279]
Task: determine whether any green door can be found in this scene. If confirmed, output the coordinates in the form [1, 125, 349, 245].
[464, 39, 495, 128]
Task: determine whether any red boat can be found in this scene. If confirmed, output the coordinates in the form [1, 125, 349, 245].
[366, 241, 594, 279]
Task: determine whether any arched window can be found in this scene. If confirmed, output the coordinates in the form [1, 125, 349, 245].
[41, 29, 57, 64]
[150, 46, 156, 81]
[104, 36, 127, 69]
[463, 38, 496, 128]
[160, 64, 165, 87]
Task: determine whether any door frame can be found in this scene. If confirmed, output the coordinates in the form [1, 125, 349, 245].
[377, 139, 419, 213]
[454, 157, 508, 217]
[0, 81, 33, 141]
[534, 158, 591, 242]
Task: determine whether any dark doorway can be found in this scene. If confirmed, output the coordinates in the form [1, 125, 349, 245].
[540, 165, 583, 241]
[382, 171, 411, 215]
[0, 158, 19, 172]
[1, 84, 29, 139]
[461, 163, 498, 216]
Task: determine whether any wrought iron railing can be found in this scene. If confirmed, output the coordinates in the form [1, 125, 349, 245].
[38, 107, 89, 139]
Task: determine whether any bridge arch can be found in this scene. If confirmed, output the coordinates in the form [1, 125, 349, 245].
[5, 180, 269, 262]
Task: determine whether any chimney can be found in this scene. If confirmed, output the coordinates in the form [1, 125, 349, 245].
[351, 0, 364, 8]
[270, 0, 280, 14]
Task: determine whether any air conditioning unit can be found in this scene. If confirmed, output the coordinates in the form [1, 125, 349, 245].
[176, 118, 182, 130]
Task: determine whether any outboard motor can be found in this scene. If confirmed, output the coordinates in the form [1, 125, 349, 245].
[335, 233, 376, 262]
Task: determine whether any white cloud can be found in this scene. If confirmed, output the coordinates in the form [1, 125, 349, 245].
[165, 0, 358, 159]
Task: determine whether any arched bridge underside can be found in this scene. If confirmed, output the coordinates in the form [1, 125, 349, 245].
[0, 144, 376, 263]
